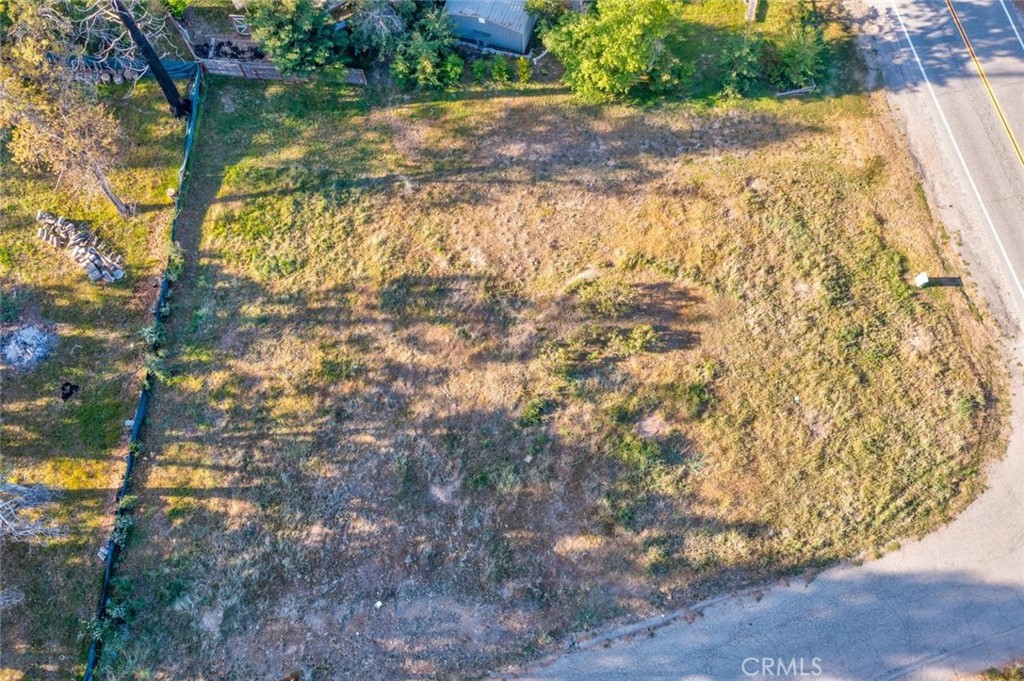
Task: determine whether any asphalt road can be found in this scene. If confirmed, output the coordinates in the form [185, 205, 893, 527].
[507, 2, 1024, 679]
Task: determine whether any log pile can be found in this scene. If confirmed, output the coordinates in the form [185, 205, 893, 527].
[71, 63, 143, 85]
[35, 211, 125, 283]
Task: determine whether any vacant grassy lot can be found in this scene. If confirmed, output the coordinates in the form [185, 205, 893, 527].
[0, 82, 183, 680]
[108, 43, 1008, 681]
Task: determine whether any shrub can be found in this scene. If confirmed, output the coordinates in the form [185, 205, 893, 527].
[519, 395, 557, 426]
[955, 394, 980, 421]
[166, 240, 185, 282]
[247, 0, 349, 76]
[117, 495, 140, 512]
[623, 324, 658, 354]
[613, 433, 662, 474]
[471, 58, 490, 84]
[144, 353, 170, 384]
[574, 278, 631, 318]
[516, 56, 532, 84]
[770, 26, 823, 89]
[720, 31, 763, 97]
[111, 513, 134, 547]
[441, 52, 465, 86]
[490, 56, 511, 85]
[139, 321, 165, 347]
[681, 382, 712, 419]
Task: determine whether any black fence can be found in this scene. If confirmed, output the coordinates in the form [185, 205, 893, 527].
[83, 64, 204, 681]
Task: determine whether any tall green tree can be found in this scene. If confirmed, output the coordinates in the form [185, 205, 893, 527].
[248, 0, 349, 76]
[389, 7, 460, 90]
[525, 0, 568, 36]
[543, 0, 681, 101]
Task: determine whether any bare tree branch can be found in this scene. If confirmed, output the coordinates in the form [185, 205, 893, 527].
[0, 482, 65, 543]
[57, 0, 184, 86]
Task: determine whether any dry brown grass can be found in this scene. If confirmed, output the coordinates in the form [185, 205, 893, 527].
[94, 74, 1010, 680]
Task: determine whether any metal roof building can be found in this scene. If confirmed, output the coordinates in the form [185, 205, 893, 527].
[444, 0, 537, 54]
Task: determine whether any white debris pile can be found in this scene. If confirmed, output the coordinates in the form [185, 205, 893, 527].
[35, 211, 125, 283]
[1, 326, 56, 370]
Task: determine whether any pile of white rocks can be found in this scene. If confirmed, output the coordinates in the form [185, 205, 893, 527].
[1, 326, 56, 371]
[35, 211, 125, 283]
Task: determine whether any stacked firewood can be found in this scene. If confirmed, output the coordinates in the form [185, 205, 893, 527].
[70, 63, 142, 85]
[35, 211, 126, 283]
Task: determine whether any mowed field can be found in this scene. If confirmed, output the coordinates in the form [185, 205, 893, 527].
[0, 82, 184, 679]
[107, 68, 1008, 680]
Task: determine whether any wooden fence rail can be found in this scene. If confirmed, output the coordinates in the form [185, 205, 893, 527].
[199, 58, 367, 84]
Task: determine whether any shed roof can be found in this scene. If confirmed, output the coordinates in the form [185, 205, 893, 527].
[445, 0, 534, 35]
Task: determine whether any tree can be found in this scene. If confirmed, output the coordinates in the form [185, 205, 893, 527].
[543, 0, 681, 102]
[248, 0, 349, 76]
[348, 0, 415, 61]
[389, 7, 459, 90]
[109, 0, 190, 117]
[0, 0, 134, 216]
[525, 0, 568, 35]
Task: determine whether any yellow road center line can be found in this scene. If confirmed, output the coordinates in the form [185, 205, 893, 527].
[944, 0, 1024, 169]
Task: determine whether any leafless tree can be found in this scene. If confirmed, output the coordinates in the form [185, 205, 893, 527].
[1, 0, 139, 215]
[0, 482, 63, 615]
[349, 0, 414, 60]
[61, 0, 183, 85]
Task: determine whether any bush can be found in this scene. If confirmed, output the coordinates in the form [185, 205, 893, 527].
[247, 0, 349, 76]
[111, 513, 134, 547]
[490, 56, 511, 85]
[471, 58, 490, 84]
[720, 31, 763, 97]
[516, 56, 532, 84]
[681, 382, 712, 419]
[623, 324, 658, 354]
[166, 240, 185, 282]
[772, 25, 823, 89]
[519, 395, 557, 427]
[139, 322, 165, 348]
[613, 433, 663, 474]
[441, 52, 465, 86]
